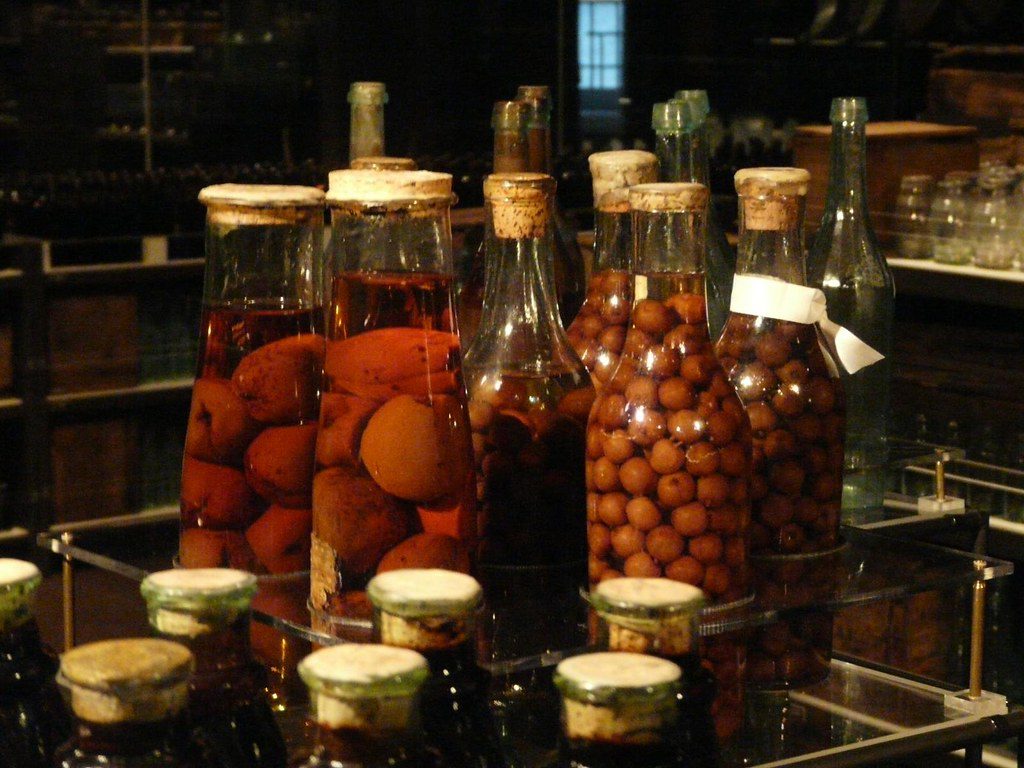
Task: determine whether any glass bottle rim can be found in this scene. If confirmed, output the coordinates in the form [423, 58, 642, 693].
[492, 100, 528, 132]
[348, 81, 388, 106]
[198, 183, 324, 209]
[554, 652, 680, 706]
[298, 644, 429, 700]
[367, 568, 482, 619]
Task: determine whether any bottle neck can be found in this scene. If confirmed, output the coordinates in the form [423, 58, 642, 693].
[493, 128, 530, 174]
[736, 195, 807, 286]
[593, 207, 632, 273]
[820, 117, 870, 224]
[349, 103, 385, 164]
[634, 208, 707, 278]
[655, 127, 711, 186]
[526, 122, 553, 175]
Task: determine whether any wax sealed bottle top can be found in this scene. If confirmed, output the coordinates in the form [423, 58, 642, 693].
[350, 156, 417, 171]
[141, 568, 256, 636]
[368, 569, 482, 618]
[348, 81, 388, 105]
[588, 150, 659, 205]
[327, 169, 453, 205]
[58, 639, 193, 724]
[734, 167, 810, 198]
[298, 644, 429, 700]
[555, 652, 680, 705]
[591, 578, 705, 620]
[629, 181, 708, 212]
[198, 184, 325, 208]
[0, 558, 42, 633]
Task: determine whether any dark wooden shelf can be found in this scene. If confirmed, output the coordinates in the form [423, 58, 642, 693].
[45, 258, 205, 287]
[46, 377, 193, 415]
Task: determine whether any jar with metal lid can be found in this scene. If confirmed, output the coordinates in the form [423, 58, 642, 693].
[54, 638, 198, 768]
[180, 184, 325, 576]
[312, 170, 476, 638]
[895, 174, 934, 259]
[140, 568, 286, 768]
[292, 644, 432, 768]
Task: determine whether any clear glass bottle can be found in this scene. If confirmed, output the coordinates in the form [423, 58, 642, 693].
[929, 179, 973, 265]
[367, 569, 503, 768]
[348, 82, 387, 165]
[516, 84, 588, 327]
[548, 652, 686, 768]
[587, 182, 752, 604]
[716, 168, 846, 554]
[314, 170, 477, 637]
[464, 172, 594, 664]
[180, 185, 325, 575]
[0, 559, 70, 768]
[566, 150, 659, 389]
[589, 578, 720, 763]
[140, 568, 287, 768]
[971, 169, 1016, 270]
[895, 174, 934, 259]
[54, 638, 198, 768]
[291, 644, 435, 768]
[654, 94, 734, 341]
[807, 97, 892, 523]
[350, 157, 417, 171]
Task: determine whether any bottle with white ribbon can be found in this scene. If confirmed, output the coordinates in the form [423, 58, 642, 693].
[807, 97, 894, 524]
[716, 168, 846, 556]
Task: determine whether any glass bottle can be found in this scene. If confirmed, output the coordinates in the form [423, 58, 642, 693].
[929, 179, 973, 265]
[367, 569, 503, 768]
[180, 185, 325, 574]
[971, 168, 1016, 270]
[0, 559, 70, 768]
[348, 82, 387, 165]
[587, 182, 751, 604]
[895, 174, 934, 259]
[806, 97, 890, 524]
[566, 150, 659, 389]
[716, 168, 846, 555]
[313, 170, 477, 638]
[140, 568, 287, 768]
[589, 578, 719, 763]
[464, 172, 594, 664]
[350, 157, 417, 171]
[291, 644, 435, 768]
[654, 95, 734, 340]
[548, 652, 686, 768]
[516, 84, 588, 327]
[54, 638, 199, 768]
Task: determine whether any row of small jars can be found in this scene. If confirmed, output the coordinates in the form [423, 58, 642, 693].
[896, 166, 1024, 269]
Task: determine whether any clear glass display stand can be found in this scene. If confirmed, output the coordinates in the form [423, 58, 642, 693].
[37, 511, 1024, 768]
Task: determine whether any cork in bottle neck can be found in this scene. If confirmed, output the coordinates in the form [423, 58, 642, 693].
[735, 167, 810, 231]
[483, 172, 555, 239]
[588, 150, 659, 207]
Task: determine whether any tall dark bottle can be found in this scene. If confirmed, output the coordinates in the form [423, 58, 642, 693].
[516, 85, 588, 326]
[0, 559, 69, 768]
[653, 94, 734, 340]
[807, 97, 893, 523]
[140, 568, 287, 768]
[368, 568, 503, 768]
[291, 644, 437, 768]
[54, 638, 199, 768]
[547, 652, 686, 768]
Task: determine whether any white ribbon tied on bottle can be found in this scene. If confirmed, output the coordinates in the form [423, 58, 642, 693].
[729, 274, 884, 374]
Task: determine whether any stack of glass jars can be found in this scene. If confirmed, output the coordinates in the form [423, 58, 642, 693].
[929, 177, 973, 265]
[970, 165, 1017, 270]
[894, 174, 933, 259]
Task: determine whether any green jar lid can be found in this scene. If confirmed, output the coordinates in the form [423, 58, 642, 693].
[367, 568, 482, 619]
[298, 644, 429, 700]
[0, 559, 42, 633]
[555, 652, 681, 707]
[141, 568, 257, 636]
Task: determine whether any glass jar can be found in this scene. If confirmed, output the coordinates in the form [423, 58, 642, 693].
[587, 182, 752, 604]
[313, 170, 477, 637]
[140, 568, 287, 768]
[716, 168, 845, 556]
[552, 652, 685, 767]
[0, 559, 70, 768]
[54, 639, 198, 768]
[368, 569, 504, 768]
[464, 172, 594, 664]
[566, 150, 659, 389]
[180, 185, 325, 575]
[895, 174, 934, 259]
[929, 179, 972, 265]
[292, 644, 431, 768]
[350, 157, 417, 171]
[971, 169, 1016, 270]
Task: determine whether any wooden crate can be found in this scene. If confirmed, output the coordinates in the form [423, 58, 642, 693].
[793, 122, 979, 241]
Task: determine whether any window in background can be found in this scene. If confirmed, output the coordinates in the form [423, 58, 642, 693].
[578, 0, 625, 136]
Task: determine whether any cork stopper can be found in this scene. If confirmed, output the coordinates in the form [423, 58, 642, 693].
[591, 578, 705, 657]
[588, 150, 659, 206]
[348, 81, 388, 106]
[0, 558, 42, 633]
[59, 639, 193, 724]
[350, 156, 417, 171]
[629, 182, 708, 213]
[483, 172, 554, 239]
[326, 169, 453, 207]
[735, 167, 810, 230]
[199, 184, 325, 226]
[141, 568, 256, 638]
[597, 188, 630, 214]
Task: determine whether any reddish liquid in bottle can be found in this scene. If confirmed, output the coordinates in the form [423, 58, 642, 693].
[179, 304, 323, 575]
[312, 273, 476, 631]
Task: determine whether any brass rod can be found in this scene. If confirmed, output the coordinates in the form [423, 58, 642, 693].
[969, 559, 987, 699]
[61, 532, 75, 651]
[935, 452, 946, 501]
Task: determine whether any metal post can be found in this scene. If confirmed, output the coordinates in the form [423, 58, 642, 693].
[969, 559, 987, 700]
[61, 531, 75, 651]
[935, 449, 946, 502]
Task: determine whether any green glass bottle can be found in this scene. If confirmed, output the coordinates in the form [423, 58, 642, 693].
[807, 97, 894, 523]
